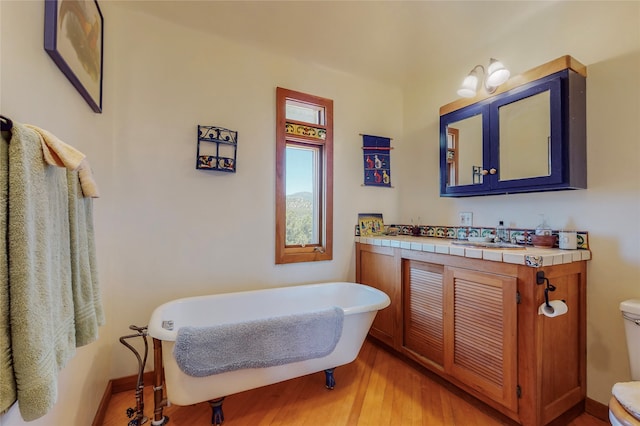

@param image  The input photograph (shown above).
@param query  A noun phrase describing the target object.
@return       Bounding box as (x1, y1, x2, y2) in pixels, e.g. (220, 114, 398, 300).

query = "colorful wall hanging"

(361, 134, 392, 187)
(196, 125, 238, 172)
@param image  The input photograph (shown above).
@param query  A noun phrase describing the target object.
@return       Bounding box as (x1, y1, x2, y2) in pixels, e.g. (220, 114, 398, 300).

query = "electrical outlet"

(459, 212, 473, 226)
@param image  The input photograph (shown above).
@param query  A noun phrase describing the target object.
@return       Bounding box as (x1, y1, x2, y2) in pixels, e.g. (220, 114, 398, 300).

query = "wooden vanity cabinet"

(516, 261, 587, 426)
(403, 258, 519, 414)
(354, 243, 402, 349)
(355, 243, 587, 426)
(443, 266, 519, 413)
(403, 260, 445, 369)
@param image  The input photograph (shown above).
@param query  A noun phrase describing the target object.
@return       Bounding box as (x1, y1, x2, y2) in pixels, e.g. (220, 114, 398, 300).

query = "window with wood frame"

(275, 87, 333, 264)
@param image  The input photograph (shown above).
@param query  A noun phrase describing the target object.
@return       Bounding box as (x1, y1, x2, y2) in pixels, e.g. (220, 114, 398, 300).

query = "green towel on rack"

(67, 169, 104, 347)
(0, 123, 107, 421)
(0, 129, 16, 415)
(5, 123, 76, 420)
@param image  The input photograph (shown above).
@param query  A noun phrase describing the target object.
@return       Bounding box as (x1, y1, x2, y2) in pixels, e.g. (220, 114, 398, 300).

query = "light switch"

(459, 212, 473, 226)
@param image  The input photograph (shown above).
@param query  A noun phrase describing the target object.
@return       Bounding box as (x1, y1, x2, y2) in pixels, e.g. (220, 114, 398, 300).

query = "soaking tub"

(147, 281, 389, 424)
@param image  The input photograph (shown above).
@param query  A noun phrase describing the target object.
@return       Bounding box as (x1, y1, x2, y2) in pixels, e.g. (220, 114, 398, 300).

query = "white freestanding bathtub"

(147, 282, 389, 424)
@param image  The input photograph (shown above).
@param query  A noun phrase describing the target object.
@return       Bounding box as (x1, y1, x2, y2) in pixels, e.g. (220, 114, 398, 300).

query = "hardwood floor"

(101, 339, 607, 426)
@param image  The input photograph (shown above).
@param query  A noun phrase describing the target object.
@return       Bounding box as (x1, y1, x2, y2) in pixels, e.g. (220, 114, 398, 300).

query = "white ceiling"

(117, 1, 639, 87)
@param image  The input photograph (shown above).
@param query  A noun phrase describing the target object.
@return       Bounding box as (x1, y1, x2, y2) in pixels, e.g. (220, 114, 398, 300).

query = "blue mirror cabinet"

(440, 56, 587, 197)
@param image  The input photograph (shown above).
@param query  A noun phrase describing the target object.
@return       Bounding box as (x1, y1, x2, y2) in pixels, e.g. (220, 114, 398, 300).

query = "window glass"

(285, 145, 319, 246)
(286, 101, 324, 125)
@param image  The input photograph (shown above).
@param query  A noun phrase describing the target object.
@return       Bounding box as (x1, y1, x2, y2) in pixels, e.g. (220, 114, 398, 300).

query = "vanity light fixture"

(457, 58, 511, 98)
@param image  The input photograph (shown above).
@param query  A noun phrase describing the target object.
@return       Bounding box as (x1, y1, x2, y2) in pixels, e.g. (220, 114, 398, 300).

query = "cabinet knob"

(489, 168, 497, 175)
(481, 169, 489, 176)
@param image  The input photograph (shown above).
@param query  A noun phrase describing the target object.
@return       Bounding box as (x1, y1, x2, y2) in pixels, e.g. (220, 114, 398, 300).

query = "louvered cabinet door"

(403, 260, 445, 368)
(443, 267, 518, 412)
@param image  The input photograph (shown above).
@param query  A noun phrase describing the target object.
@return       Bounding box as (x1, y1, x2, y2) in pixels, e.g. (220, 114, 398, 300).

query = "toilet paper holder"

(536, 271, 557, 312)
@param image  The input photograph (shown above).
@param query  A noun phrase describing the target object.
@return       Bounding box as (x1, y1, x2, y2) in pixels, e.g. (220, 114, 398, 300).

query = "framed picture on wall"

(44, 0, 104, 113)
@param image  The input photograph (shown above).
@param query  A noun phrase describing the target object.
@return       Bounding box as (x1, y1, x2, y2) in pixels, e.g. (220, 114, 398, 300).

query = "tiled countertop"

(355, 235, 591, 267)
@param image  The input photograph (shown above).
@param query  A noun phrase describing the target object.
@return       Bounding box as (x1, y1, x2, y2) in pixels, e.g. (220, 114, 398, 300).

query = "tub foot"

(324, 368, 336, 390)
(208, 397, 225, 425)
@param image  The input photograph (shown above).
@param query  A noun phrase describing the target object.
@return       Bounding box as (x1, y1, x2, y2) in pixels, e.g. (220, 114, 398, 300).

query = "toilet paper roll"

(538, 300, 569, 317)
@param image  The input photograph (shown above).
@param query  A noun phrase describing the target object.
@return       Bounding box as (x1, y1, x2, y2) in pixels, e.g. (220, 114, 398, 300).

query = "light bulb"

(457, 74, 478, 98)
(486, 59, 510, 86)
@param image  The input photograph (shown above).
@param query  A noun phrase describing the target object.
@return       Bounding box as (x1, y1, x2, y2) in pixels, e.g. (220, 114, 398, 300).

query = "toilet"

(609, 299, 640, 426)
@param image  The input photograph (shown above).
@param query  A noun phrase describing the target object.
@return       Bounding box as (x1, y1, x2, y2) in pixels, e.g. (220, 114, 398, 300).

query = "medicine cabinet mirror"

(446, 112, 483, 187)
(439, 55, 587, 197)
(498, 90, 550, 181)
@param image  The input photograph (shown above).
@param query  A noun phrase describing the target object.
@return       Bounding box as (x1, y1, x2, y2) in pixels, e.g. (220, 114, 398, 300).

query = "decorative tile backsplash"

(354, 223, 589, 250)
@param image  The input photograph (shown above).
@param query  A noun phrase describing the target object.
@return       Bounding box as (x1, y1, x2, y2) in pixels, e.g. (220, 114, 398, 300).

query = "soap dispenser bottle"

(535, 215, 552, 236)
(496, 220, 507, 242)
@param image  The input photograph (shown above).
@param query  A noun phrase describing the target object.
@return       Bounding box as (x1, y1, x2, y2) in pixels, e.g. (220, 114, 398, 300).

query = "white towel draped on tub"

(173, 307, 344, 377)
(0, 123, 103, 421)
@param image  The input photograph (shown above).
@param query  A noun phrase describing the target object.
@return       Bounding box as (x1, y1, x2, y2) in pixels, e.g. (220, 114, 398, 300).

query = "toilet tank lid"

(620, 299, 640, 316)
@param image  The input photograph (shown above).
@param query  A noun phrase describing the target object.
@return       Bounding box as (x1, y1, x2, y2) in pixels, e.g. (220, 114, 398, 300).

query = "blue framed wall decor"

(197, 125, 238, 172)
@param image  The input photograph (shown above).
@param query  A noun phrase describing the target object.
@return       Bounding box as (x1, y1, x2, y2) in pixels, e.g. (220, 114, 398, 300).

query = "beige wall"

(1, 1, 638, 425)
(0, 1, 401, 425)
